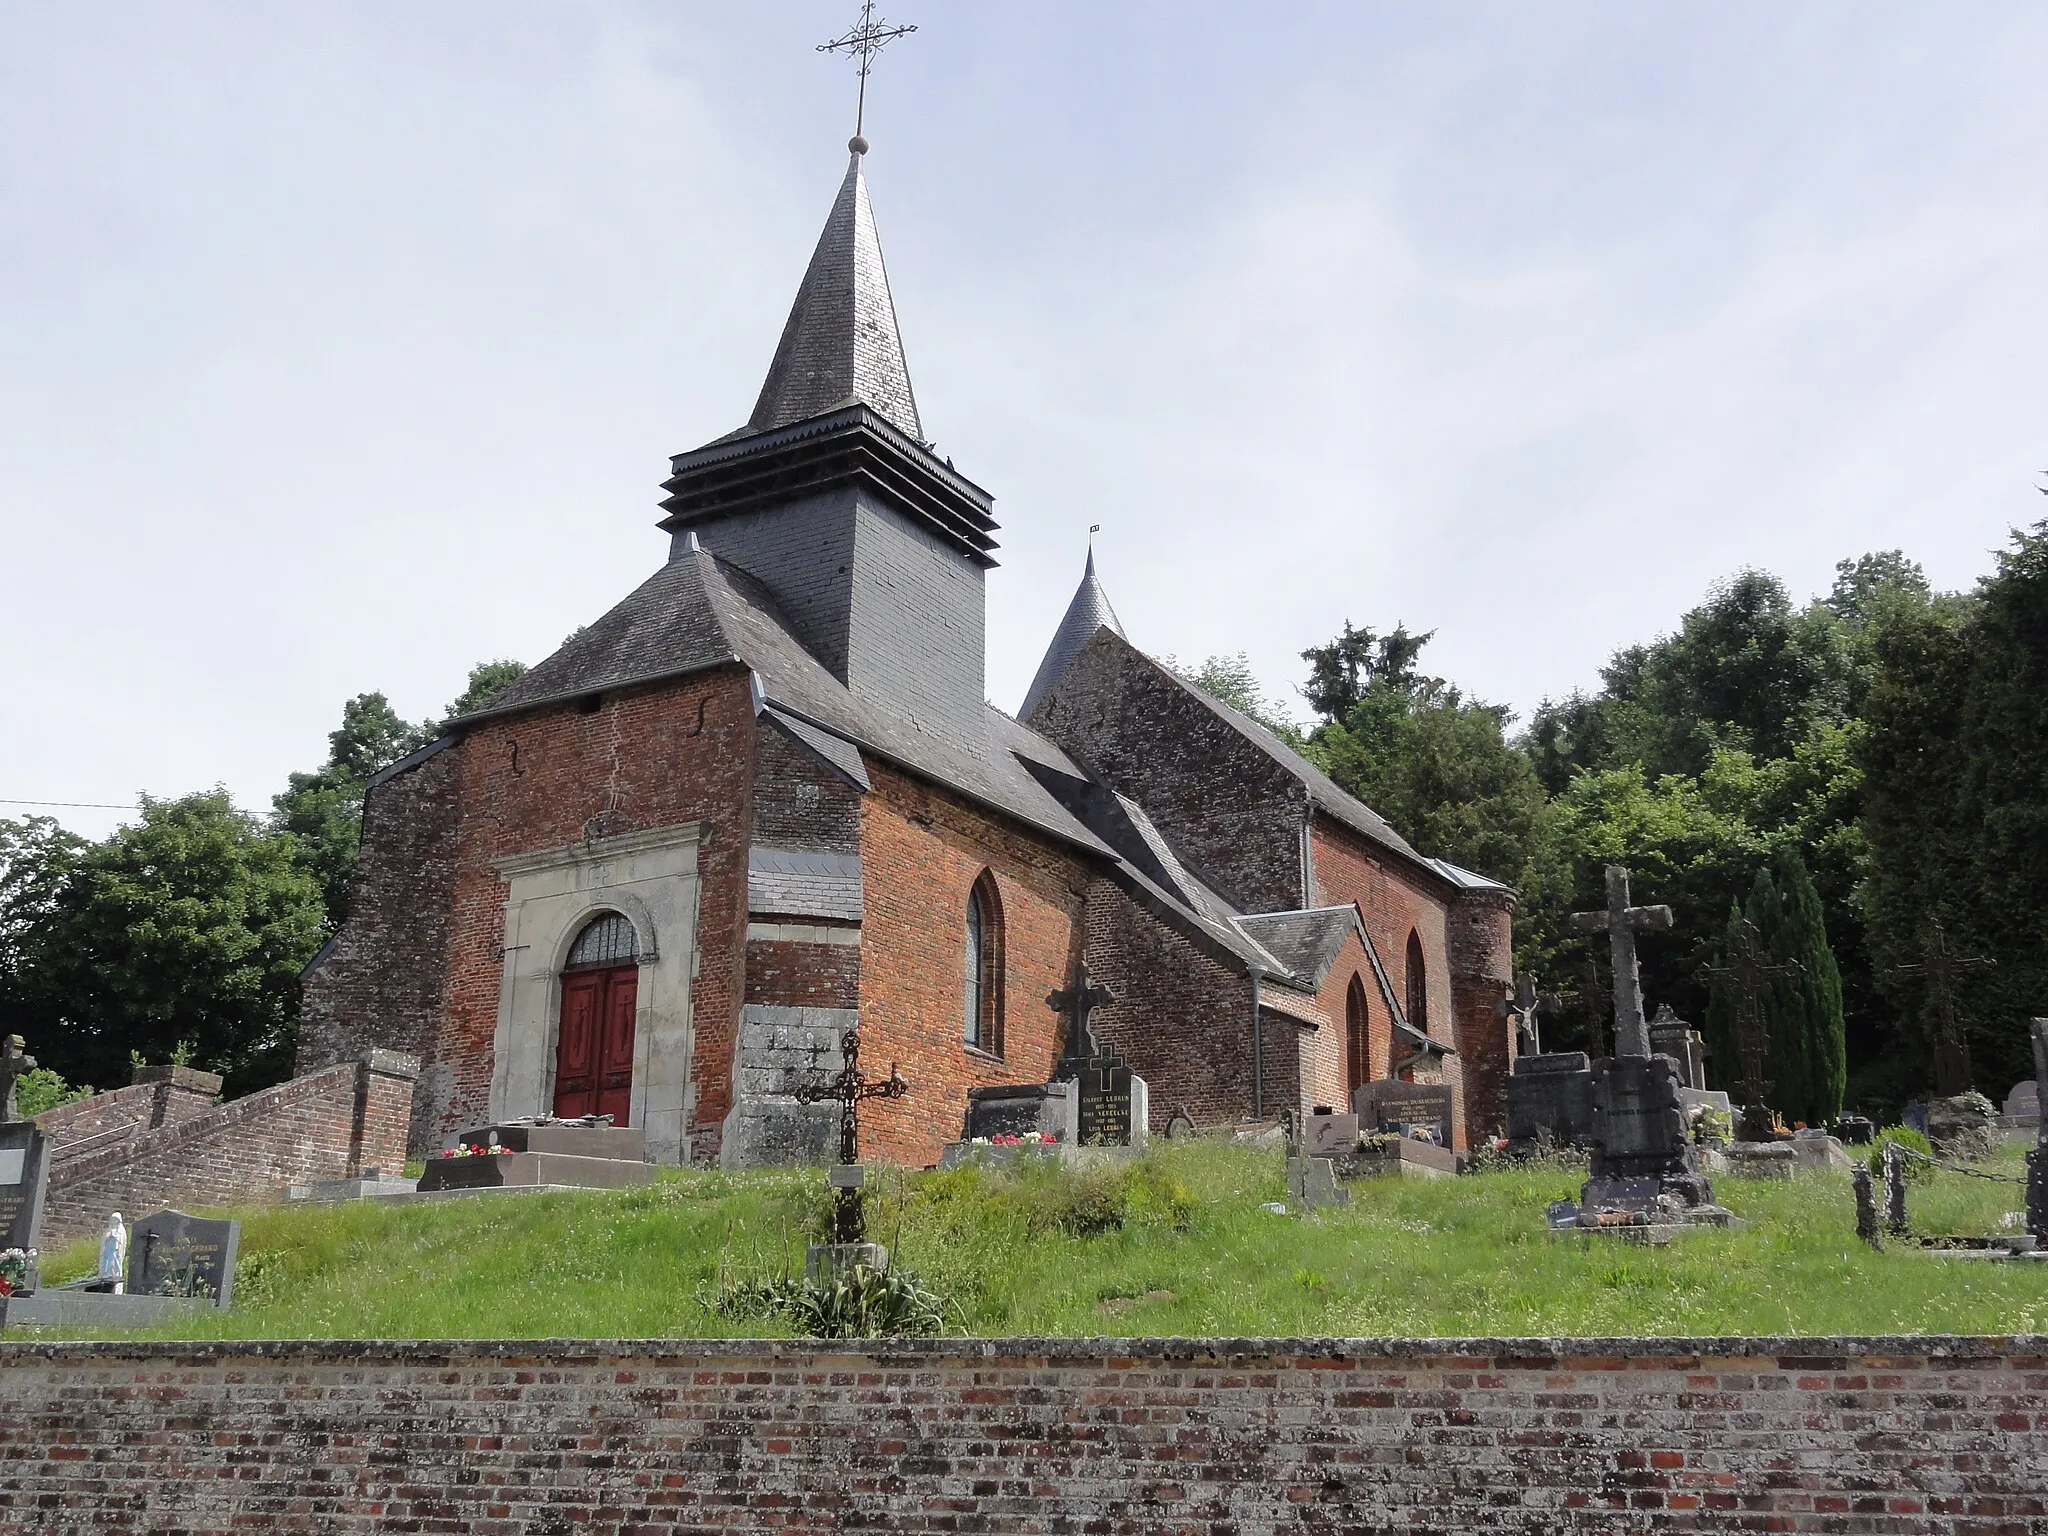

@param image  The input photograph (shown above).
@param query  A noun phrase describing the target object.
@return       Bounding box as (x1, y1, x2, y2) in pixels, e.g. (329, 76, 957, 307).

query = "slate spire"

(747, 141, 922, 441)
(1021, 548, 1125, 721)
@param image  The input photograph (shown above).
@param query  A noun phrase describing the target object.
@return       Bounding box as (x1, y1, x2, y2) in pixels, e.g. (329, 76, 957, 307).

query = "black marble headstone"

(0, 1123, 49, 1256)
(1077, 1052, 1134, 1147)
(129, 1210, 241, 1305)
(1354, 1081, 1454, 1142)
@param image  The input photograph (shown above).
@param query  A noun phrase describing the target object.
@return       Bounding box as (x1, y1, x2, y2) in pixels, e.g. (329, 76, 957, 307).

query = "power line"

(0, 798, 144, 810)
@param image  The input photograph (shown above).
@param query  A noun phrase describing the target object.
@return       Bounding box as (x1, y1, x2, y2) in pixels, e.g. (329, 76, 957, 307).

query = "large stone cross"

(1889, 920, 1994, 1097)
(1048, 962, 1116, 1071)
(0, 1035, 36, 1124)
(1568, 867, 1673, 1059)
(1701, 919, 1802, 1130)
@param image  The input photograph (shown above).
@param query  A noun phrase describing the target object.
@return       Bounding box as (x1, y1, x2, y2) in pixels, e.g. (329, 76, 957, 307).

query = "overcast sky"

(5, 3, 2045, 840)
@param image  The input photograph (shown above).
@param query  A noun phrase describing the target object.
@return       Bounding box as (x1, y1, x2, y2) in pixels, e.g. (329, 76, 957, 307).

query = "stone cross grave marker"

(1568, 866, 1673, 1059)
(793, 1027, 907, 1244)
(0, 1035, 36, 1124)
(1890, 920, 1994, 1097)
(129, 1210, 241, 1305)
(1047, 962, 1115, 1077)
(1701, 919, 1802, 1139)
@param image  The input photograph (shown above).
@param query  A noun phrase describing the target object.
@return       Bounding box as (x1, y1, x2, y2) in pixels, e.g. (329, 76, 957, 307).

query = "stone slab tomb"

(413, 1122, 656, 1194)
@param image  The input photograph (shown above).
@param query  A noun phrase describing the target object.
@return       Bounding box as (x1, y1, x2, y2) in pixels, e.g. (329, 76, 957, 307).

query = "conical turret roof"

(1021, 549, 1124, 720)
(746, 145, 922, 441)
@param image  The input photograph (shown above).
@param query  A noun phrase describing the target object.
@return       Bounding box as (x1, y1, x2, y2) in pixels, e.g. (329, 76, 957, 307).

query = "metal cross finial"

(1701, 919, 1802, 1126)
(1568, 866, 1674, 1058)
(1890, 919, 1994, 1097)
(818, 0, 918, 141)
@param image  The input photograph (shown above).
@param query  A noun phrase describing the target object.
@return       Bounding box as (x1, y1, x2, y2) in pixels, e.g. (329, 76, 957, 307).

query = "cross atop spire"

(818, 1, 918, 143)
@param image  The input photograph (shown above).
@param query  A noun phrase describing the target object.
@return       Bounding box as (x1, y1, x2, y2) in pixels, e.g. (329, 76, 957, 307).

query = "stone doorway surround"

(490, 823, 703, 1164)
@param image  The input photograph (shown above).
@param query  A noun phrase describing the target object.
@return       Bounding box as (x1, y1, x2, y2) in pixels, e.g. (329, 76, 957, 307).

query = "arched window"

(1404, 930, 1428, 1036)
(964, 872, 1003, 1055)
(1345, 973, 1371, 1095)
(566, 911, 637, 970)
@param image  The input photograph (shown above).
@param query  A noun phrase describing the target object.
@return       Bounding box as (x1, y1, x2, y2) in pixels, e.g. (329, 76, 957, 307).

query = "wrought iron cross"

(0, 1035, 36, 1124)
(1498, 975, 1561, 1056)
(794, 1027, 907, 1244)
(1890, 920, 1994, 1097)
(1568, 866, 1674, 1059)
(1701, 920, 1802, 1118)
(818, 0, 918, 140)
(1048, 962, 1116, 1071)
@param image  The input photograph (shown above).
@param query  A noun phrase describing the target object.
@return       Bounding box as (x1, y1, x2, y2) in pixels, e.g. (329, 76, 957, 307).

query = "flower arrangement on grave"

(0, 1247, 35, 1297)
(1687, 1103, 1734, 1145)
(434, 1143, 515, 1158)
(967, 1131, 1059, 1148)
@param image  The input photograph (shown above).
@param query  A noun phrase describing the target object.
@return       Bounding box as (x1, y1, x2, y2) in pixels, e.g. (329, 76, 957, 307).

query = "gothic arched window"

(1404, 930, 1429, 1036)
(566, 911, 638, 971)
(964, 872, 1004, 1055)
(1346, 973, 1371, 1094)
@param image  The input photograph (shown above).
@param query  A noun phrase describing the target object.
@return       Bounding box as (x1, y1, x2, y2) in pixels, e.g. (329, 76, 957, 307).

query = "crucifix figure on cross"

(818, 0, 918, 143)
(1498, 975, 1562, 1056)
(1047, 962, 1116, 1076)
(794, 1028, 908, 1243)
(0, 1035, 37, 1125)
(1701, 919, 1802, 1138)
(1568, 866, 1674, 1059)
(1890, 919, 1995, 1097)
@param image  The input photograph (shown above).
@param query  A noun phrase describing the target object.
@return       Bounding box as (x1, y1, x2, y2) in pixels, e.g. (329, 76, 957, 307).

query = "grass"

(18, 1142, 2047, 1342)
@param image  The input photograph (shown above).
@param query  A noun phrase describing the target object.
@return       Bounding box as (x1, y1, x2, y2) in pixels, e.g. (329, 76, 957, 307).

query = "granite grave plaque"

(1506, 1052, 1595, 1149)
(0, 1123, 48, 1257)
(1354, 1081, 1453, 1142)
(129, 1210, 241, 1306)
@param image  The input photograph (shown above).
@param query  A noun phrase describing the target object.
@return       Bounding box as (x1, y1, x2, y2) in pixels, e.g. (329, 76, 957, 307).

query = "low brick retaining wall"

(0, 1335, 2042, 1534)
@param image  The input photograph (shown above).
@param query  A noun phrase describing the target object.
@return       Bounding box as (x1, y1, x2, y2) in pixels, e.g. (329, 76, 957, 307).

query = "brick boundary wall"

(0, 1335, 2040, 1534)
(37, 1051, 419, 1248)
(34, 1065, 223, 1160)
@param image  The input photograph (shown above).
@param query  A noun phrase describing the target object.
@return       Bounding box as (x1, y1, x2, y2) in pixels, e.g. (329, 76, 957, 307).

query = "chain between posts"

(1889, 1143, 2029, 1186)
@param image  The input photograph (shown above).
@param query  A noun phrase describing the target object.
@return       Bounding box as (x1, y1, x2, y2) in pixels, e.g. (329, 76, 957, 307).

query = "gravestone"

(2005, 1080, 2039, 1126)
(1584, 1055, 1715, 1210)
(1506, 1052, 1594, 1150)
(0, 1123, 49, 1276)
(2026, 1021, 2047, 1244)
(1647, 1005, 1706, 1091)
(1286, 1155, 1350, 1209)
(129, 1210, 241, 1305)
(1354, 1080, 1453, 1144)
(1076, 1049, 1148, 1149)
(960, 1081, 1077, 1144)
(1305, 1108, 1360, 1158)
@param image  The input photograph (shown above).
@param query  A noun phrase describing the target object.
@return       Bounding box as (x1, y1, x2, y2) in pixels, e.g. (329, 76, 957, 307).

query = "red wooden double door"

(554, 964, 637, 1123)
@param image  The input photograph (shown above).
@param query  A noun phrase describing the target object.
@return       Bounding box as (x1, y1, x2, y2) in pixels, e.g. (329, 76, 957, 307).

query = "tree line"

(1185, 516, 2048, 1123)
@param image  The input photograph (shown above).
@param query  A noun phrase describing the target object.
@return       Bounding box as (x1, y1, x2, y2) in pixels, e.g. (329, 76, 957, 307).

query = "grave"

(1077, 1049, 1148, 1150)
(959, 1082, 1078, 1144)
(1506, 1052, 1594, 1151)
(1304, 1107, 1359, 1158)
(2027, 1021, 2047, 1247)
(130, 1210, 241, 1303)
(1559, 867, 1732, 1229)
(1285, 1155, 1350, 1210)
(0, 1037, 49, 1296)
(412, 1120, 656, 1195)
(1353, 1080, 1452, 1145)
(1647, 1005, 1707, 1091)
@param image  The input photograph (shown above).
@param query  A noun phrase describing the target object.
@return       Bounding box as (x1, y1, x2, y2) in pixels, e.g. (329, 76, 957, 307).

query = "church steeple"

(747, 141, 922, 442)
(1021, 549, 1125, 721)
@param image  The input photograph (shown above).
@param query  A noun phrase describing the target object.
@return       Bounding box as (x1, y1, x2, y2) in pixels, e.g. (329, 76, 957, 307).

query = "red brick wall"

(1309, 818, 1468, 1147)
(744, 938, 860, 1010)
(1449, 888, 1516, 1142)
(36, 1068, 222, 1161)
(2, 1337, 2038, 1533)
(438, 670, 756, 1162)
(856, 764, 1088, 1165)
(38, 1054, 417, 1247)
(1301, 928, 1377, 1111)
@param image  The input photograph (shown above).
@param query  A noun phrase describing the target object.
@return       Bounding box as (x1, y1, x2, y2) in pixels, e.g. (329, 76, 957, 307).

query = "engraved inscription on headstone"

(129, 1210, 242, 1306)
(0, 1122, 49, 1255)
(1354, 1081, 1453, 1142)
(1077, 1051, 1133, 1146)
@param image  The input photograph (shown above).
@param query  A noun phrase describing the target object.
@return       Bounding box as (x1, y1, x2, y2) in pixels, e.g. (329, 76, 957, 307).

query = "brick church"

(299, 140, 1518, 1167)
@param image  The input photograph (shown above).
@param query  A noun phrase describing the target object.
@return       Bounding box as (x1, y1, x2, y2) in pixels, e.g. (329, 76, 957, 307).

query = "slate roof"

(1020, 549, 1124, 721)
(740, 148, 922, 443)
(1235, 907, 1364, 990)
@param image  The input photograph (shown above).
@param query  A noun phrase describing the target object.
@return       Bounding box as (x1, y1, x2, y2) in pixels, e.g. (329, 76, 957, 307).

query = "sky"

(4, 2, 2045, 841)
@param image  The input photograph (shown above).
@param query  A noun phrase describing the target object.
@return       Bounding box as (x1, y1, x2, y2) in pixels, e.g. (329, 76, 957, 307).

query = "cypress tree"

(1704, 899, 1745, 1099)
(1765, 846, 1847, 1125)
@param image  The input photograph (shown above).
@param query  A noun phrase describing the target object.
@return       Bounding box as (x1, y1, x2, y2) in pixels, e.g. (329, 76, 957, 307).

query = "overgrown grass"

(21, 1143, 2046, 1341)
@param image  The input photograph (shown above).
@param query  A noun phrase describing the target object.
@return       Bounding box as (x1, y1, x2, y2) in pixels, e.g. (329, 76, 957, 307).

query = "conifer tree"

(1766, 845, 1847, 1124)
